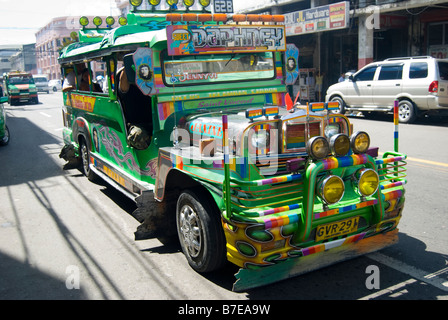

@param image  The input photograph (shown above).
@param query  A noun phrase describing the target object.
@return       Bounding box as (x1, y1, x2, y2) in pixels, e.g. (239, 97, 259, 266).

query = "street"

(0, 92, 447, 301)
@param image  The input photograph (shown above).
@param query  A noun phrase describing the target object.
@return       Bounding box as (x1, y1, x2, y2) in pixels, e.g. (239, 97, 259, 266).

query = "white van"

(325, 56, 448, 123)
(33, 75, 50, 94)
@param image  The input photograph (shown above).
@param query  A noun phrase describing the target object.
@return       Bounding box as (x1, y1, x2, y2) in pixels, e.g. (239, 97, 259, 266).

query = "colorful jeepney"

(3, 71, 38, 105)
(58, 0, 407, 291)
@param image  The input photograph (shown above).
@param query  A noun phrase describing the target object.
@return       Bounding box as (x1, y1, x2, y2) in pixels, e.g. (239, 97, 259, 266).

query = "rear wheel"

(80, 138, 98, 182)
(176, 190, 226, 273)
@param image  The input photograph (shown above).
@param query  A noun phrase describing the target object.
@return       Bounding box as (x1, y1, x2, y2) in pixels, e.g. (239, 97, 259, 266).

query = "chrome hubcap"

(399, 104, 410, 120)
(179, 205, 202, 258)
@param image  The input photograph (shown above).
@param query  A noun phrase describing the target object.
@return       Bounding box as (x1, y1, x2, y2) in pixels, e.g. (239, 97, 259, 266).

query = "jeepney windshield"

(9, 76, 34, 85)
(162, 51, 275, 86)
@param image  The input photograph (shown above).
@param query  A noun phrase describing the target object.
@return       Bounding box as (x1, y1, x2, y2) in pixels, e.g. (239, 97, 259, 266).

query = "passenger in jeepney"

(79, 68, 102, 93)
(117, 66, 152, 150)
(62, 63, 86, 92)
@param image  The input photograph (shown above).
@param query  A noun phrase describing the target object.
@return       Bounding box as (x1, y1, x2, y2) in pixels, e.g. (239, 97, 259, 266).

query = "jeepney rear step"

(232, 229, 399, 292)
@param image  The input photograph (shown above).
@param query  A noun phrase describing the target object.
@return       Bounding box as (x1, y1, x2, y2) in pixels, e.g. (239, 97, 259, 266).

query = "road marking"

(406, 156, 448, 168)
(40, 112, 52, 118)
(364, 252, 448, 296)
(359, 278, 417, 300)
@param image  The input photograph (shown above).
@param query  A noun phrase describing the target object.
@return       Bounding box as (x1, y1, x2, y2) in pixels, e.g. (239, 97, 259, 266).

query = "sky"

(0, 0, 122, 45)
(0, 0, 267, 46)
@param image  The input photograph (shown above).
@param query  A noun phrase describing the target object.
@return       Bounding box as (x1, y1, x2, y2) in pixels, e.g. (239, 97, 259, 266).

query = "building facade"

(237, 0, 448, 101)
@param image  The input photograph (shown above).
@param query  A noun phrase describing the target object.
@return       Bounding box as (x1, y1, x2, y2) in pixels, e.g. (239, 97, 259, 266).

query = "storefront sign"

(284, 1, 349, 36)
(167, 24, 286, 55)
(429, 45, 448, 59)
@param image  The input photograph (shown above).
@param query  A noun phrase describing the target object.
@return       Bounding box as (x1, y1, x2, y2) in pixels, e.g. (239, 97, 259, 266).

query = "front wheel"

(0, 125, 10, 146)
(330, 96, 346, 114)
(176, 190, 226, 273)
(398, 100, 417, 124)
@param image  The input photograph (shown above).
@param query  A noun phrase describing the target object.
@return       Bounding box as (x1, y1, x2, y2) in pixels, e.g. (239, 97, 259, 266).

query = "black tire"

(398, 100, 417, 124)
(0, 125, 10, 146)
(176, 190, 226, 273)
(80, 138, 98, 182)
(330, 96, 346, 114)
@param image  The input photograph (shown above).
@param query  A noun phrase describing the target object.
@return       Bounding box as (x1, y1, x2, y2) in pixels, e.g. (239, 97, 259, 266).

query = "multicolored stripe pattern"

(375, 155, 406, 164)
(382, 189, 403, 201)
(263, 213, 300, 229)
(256, 173, 302, 186)
(265, 93, 285, 107)
(321, 154, 369, 170)
(380, 180, 406, 190)
(154, 67, 163, 87)
(258, 203, 301, 217)
(314, 199, 378, 219)
(301, 233, 366, 256)
(158, 101, 183, 121)
(170, 154, 183, 170)
(394, 100, 399, 152)
(222, 115, 229, 164)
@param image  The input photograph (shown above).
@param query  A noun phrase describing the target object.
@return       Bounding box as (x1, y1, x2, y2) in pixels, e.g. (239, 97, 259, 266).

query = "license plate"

(315, 216, 360, 242)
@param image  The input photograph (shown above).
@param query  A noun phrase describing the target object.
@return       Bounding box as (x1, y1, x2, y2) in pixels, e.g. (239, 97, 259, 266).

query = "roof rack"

(384, 56, 433, 61)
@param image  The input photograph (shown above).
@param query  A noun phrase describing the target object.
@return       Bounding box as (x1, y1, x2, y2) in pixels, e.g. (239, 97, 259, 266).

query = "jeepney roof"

(58, 21, 167, 64)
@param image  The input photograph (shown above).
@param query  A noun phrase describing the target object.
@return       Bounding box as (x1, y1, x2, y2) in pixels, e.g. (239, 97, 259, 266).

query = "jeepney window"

(9, 76, 34, 85)
(162, 51, 275, 86)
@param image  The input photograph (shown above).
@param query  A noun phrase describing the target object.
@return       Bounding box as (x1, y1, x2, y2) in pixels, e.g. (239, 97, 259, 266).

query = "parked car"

(33, 75, 50, 94)
(0, 96, 10, 146)
(326, 56, 448, 123)
(49, 79, 62, 92)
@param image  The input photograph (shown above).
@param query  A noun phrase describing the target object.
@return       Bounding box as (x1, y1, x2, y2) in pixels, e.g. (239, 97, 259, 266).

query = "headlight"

(350, 131, 370, 154)
(356, 168, 379, 197)
(306, 136, 329, 160)
(330, 134, 350, 157)
(317, 175, 345, 205)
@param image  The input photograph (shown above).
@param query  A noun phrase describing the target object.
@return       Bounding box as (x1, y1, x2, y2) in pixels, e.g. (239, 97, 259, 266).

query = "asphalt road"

(0, 92, 447, 302)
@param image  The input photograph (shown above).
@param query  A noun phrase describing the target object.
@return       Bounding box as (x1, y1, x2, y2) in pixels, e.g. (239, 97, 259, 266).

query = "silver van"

(33, 75, 50, 94)
(325, 56, 448, 123)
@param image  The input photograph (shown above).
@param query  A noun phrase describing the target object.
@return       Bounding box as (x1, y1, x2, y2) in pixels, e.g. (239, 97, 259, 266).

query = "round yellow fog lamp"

(183, 0, 195, 7)
(306, 136, 330, 160)
(79, 16, 89, 27)
(129, 0, 143, 7)
(93, 16, 103, 27)
(106, 16, 115, 27)
(330, 133, 350, 157)
(356, 168, 379, 197)
(149, 0, 161, 5)
(350, 131, 370, 154)
(318, 175, 345, 205)
(118, 17, 127, 26)
(199, 0, 211, 7)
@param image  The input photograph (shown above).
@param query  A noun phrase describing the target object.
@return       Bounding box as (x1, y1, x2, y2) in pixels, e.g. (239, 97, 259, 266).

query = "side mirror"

(349, 75, 355, 82)
(123, 53, 136, 85)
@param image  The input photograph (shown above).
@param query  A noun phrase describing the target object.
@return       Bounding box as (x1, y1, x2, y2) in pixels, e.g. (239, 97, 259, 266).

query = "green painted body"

(58, 8, 407, 290)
